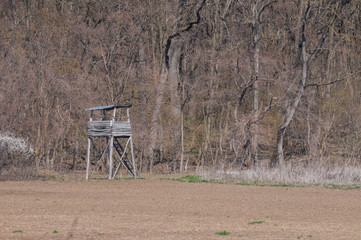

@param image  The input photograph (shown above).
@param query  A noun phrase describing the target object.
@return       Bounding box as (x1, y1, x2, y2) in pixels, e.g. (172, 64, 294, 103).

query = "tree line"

(0, 0, 360, 173)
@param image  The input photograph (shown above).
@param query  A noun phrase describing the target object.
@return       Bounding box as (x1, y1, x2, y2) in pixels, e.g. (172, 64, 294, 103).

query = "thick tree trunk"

(138, 40, 148, 172)
(251, 0, 260, 168)
(148, 66, 168, 173)
(167, 40, 183, 171)
(249, 0, 276, 168)
(148, 36, 182, 173)
(277, 19, 308, 167)
(148, 1, 205, 173)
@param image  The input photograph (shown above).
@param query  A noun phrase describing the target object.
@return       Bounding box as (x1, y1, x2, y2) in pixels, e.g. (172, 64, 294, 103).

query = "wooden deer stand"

(85, 105, 137, 179)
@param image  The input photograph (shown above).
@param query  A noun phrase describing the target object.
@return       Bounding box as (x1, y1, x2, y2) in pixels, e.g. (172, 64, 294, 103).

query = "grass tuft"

(248, 221, 265, 225)
(52, 230, 58, 234)
(216, 230, 230, 235)
(12, 230, 23, 233)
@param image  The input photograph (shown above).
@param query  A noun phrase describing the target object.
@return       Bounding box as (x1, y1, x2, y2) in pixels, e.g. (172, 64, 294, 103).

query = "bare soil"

(0, 175, 360, 240)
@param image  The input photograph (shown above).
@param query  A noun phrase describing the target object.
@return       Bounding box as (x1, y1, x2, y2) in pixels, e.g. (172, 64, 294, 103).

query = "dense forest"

(0, 0, 360, 174)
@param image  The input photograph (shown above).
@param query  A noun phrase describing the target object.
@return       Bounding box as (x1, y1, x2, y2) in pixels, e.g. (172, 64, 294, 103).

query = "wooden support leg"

(130, 136, 137, 178)
(108, 136, 114, 179)
(86, 137, 91, 180)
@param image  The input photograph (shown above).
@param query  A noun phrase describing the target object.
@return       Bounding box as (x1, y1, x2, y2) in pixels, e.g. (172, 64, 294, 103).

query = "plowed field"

(1, 177, 360, 239)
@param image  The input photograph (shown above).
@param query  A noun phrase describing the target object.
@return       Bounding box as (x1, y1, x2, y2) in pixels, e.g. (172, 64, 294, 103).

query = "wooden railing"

(87, 121, 131, 137)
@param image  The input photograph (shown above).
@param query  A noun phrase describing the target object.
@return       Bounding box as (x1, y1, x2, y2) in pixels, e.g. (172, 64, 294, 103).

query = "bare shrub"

(0, 132, 37, 181)
(198, 163, 361, 187)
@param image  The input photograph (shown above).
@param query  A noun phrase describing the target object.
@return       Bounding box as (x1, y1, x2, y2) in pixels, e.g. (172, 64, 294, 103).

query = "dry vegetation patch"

(198, 163, 361, 189)
(0, 132, 37, 181)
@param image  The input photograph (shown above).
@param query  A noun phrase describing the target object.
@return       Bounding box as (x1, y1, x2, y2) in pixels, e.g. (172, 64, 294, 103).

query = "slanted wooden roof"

(85, 104, 132, 111)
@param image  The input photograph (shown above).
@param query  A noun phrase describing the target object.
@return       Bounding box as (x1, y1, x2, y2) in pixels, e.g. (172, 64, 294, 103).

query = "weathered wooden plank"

(87, 121, 112, 137)
(87, 121, 132, 137)
(112, 122, 132, 137)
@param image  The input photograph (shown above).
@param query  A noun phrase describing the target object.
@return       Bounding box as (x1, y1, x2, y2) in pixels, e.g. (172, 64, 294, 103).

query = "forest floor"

(0, 173, 360, 240)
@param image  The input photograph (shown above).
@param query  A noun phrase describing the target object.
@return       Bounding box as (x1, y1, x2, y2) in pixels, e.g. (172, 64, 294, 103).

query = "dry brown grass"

(198, 162, 361, 187)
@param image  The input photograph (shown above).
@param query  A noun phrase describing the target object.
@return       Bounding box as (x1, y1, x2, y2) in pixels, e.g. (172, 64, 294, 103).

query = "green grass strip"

(248, 221, 265, 225)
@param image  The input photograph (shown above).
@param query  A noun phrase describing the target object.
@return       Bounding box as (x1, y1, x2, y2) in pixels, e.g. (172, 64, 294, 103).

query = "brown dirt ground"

(0, 174, 360, 240)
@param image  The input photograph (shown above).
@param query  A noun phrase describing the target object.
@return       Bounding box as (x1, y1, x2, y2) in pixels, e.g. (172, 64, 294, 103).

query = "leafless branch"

(305, 78, 345, 88)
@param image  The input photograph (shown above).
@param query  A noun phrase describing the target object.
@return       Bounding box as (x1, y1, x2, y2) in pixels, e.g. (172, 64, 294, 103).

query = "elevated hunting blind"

(85, 105, 137, 179)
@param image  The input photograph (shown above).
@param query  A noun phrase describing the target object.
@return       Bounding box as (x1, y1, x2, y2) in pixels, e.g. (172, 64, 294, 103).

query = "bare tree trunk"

(180, 106, 185, 172)
(179, 58, 186, 172)
(168, 41, 182, 116)
(138, 40, 149, 172)
(73, 128, 79, 169)
(167, 40, 182, 170)
(148, 66, 168, 173)
(251, 1, 260, 168)
(277, 4, 309, 166)
(148, 34, 181, 174)
(250, 0, 276, 168)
